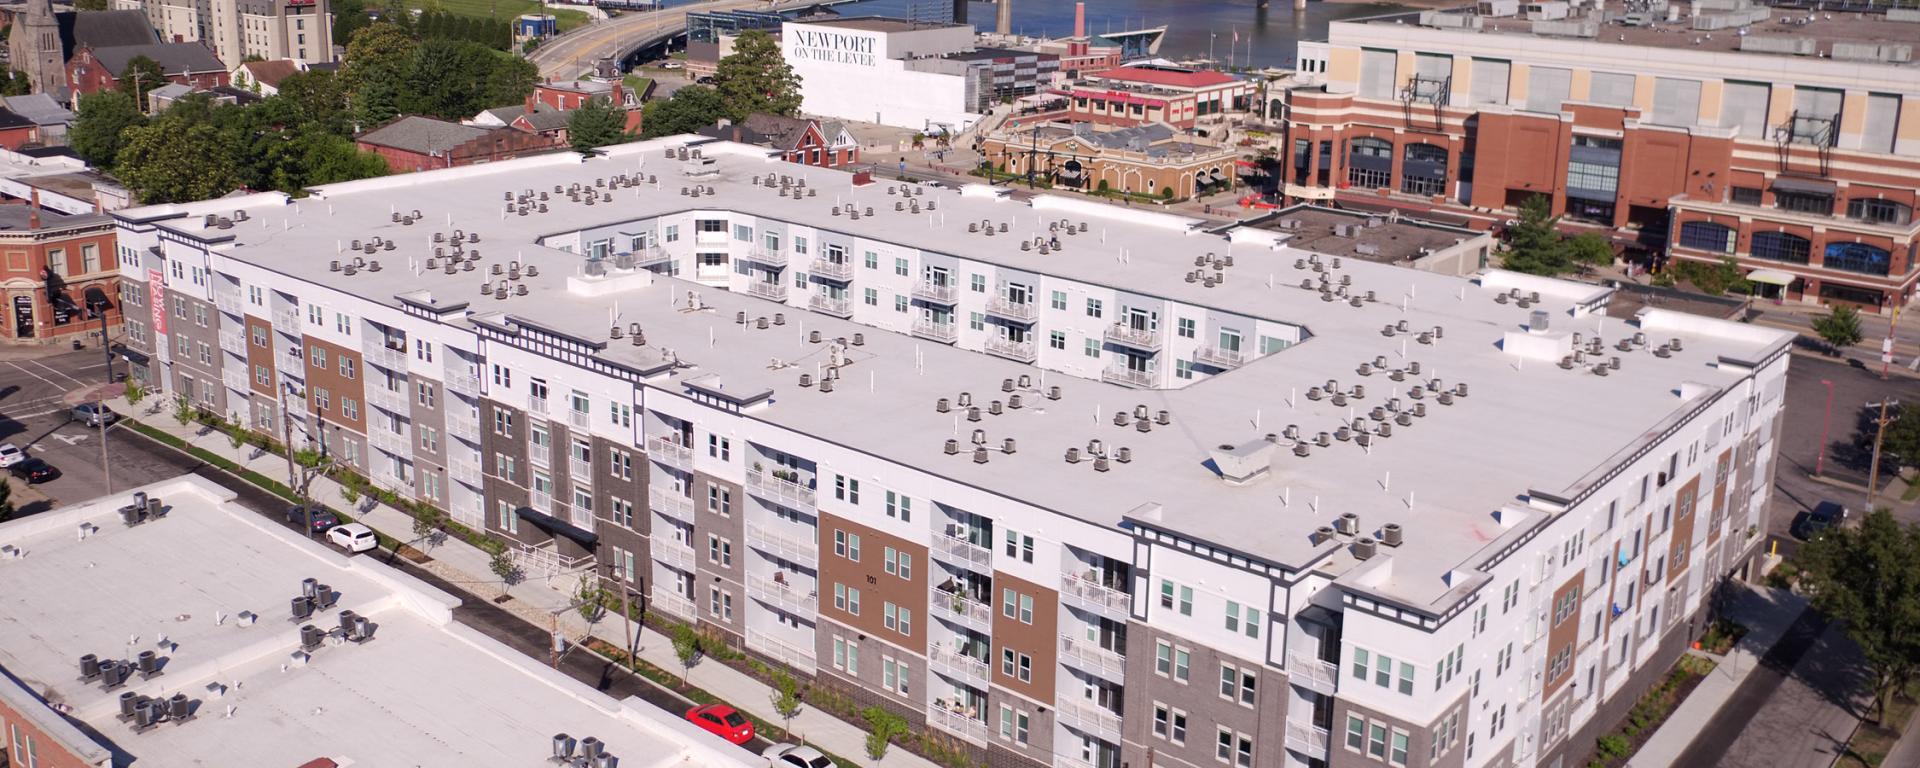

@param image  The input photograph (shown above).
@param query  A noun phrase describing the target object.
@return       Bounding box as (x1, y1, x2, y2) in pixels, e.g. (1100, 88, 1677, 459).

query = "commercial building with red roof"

(1065, 65, 1254, 129)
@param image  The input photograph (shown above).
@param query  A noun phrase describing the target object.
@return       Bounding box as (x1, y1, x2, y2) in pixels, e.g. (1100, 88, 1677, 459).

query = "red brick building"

(0, 200, 120, 346)
(1066, 66, 1253, 129)
(697, 113, 859, 168)
(66, 42, 229, 98)
(355, 116, 563, 174)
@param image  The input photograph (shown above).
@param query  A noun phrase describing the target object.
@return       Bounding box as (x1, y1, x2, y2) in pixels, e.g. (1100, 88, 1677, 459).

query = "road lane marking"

(4, 361, 62, 389)
(27, 359, 88, 387)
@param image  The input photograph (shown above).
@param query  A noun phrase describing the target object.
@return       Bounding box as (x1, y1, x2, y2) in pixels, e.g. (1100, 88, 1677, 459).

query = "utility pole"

(1814, 379, 1835, 476)
(1866, 398, 1896, 511)
(280, 382, 313, 538)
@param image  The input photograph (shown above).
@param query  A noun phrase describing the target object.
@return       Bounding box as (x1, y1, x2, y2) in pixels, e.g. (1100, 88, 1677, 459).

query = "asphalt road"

(0, 349, 162, 515)
(1764, 352, 1920, 538)
(1669, 608, 1834, 768)
(528, 0, 791, 80)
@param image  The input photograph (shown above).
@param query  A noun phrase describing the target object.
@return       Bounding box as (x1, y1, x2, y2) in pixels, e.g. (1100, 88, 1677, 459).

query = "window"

(1224, 601, 1260, 638)
(1176, 359, 1193, 379)
(1347, 137, 1393, 189)
(1086, 298, 1103, 318)
(1825, 242, 1892, 276)
(1003, 530, 1034, 562)
(1177, 318, 1195, 338)
(969, 273, 986, 293)
(893, 257, 909, 276)
(1368, 723, 1388, 759)
(1347, 715, 1366, 751)
(1083, 338, 1100, 358)
(1352, 647, 1370, 681)
(706, 433, 730, 460)
(1000, 588, 1034, 623)
(1775, 189, 1834, 215)
(1049, 331, 1066, 350)
(1050, 290, 1067, 310)
(1390, 730, 1410, 766)
(1731, 186, 1764, 206)
(863, 287, 879, 306)
(1174, 647, 1190, 681)
(1179, 585, 1193, 616)
(1751, 231, 1811, 265)
(834, 474, 860, 504)
(894, 295, 907, 313)
(884, 490, 911, 521)
(882, 658, 910, 695)
(1677, 221, 1735, 253)
(968, 312, 984, 331)
(1848, 197, 1912, 226)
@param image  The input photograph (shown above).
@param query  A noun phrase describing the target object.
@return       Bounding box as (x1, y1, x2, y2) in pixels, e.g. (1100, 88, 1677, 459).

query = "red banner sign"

(147, 268, 166, 336)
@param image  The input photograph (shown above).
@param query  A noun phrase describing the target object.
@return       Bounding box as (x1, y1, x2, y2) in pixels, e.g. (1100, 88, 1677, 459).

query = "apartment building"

(1286, 0, 1920, 311)
(113, 136, 1791, 768)
(113, 0, 333, 67)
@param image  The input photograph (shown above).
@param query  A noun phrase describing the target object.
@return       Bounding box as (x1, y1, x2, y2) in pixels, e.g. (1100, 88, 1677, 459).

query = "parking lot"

(0, 349, 187, 516)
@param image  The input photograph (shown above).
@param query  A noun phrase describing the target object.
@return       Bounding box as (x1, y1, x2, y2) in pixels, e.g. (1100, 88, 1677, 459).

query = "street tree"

(639, 85, 729, 139)
(0, 473, 14, 522)
(70, 90, 147, 167)
(670, 622, 700, 682)
(115, 115, 242, 203)
(713, 29, 802, 119)
(1797, 507, 1920, 724)
(567, 96, 627, 154)
(1813, 303, 1864, 352)
(1499, 195, 1573, 275)
(1878, 404, 1920, 470)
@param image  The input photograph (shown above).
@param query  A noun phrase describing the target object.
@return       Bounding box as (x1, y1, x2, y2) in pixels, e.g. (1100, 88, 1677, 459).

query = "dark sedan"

(286, 505, 340, 534)
(9, 457, 58, 483)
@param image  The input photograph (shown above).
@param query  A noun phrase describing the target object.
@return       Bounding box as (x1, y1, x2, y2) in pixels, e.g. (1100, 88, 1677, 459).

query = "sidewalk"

(1631, 583, 1808, 767)
(101, 395, 937, 768)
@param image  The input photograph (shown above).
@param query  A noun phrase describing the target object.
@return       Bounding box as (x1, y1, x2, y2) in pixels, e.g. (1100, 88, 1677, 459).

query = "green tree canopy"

(567, 96, 627, 154)
(117, 55, 168, 108)
(73, 0, 108, 10)
(343, 23, 417, 92)
(332, 0, 372, 47)
(639, 85, 729, 139)
(0, 65, 30, 97)
(1814, 303, 1864, 351)
(712, 29, 802, 119)
(1798, 508, 1920, 724)
(1499, 195, 1574, 275)
(1880, 404, 1920, 470)
(70, 90, 148, 167)
(116, 108, 243, 203)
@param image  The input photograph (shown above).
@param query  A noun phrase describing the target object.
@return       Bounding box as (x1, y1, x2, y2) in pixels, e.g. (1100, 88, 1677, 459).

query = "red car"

(685, 703, 755, 745)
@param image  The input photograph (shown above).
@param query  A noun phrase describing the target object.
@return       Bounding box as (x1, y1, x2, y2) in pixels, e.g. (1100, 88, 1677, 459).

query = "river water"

(823, 0, 1414, 69)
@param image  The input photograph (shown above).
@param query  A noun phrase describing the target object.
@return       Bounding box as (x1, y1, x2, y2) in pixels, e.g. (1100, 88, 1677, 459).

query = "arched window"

(1823, 242, 1892, 275)
(1750, 232, 1811, 265)
(1676, 222, 1735, 254)
(1400, 143, 1448, 196)
(1347, 137, 1392, 189)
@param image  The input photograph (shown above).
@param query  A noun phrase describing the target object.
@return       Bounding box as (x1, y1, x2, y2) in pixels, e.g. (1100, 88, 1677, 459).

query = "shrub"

(862, 706, 908, 760)
(1597, 735, 1630, 760)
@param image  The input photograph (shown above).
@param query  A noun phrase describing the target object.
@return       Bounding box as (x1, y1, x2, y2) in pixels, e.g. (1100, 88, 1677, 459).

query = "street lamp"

(1814, 378, 1835, 477)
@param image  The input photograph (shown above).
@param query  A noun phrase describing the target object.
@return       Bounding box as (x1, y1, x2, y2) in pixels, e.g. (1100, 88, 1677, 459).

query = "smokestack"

(997, 0, 1011, 36)
(1075, 2, 1085, 38)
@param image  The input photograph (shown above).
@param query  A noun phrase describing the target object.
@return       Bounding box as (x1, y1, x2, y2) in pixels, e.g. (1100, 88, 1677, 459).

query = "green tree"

(1798, 508, 1920, 724)
(343, 23, 417, 92)
(479, 53, 538, 110)
(1878, 404, 1920, 470)
(117, 55, 168, 108)
(115, 114, 242, 203)
(639, 85, 729, 139)
(333, 0, 371, 46)
(70, 90, 147, 167)
(1499, 194, 1573, 275)
(267, 70, 354, 135)
(0, 66, 30, 96)
(0, 471, 15, 523)
(712, 29, 802, 119)
(74, 0, 109, 9)
(769, 669, 802, 736)
(1813, 303, 1864, 352)
(353, 76, 401, 130)
(410, 504, 445, 547)
(488, 547, 519, 592)
(669, 622, 700, 681)
(1565, 232, 1615, 271)
(567, 95, 627, 154)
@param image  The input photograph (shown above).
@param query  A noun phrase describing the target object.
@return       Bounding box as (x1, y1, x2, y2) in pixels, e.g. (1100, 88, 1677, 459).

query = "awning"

(83, 285, 111, 308)
(1746, 269, 1797, 286)
(1770, 176, 1836, 196)
(111, 343, 149, 365)
(515, 506, 599, 549)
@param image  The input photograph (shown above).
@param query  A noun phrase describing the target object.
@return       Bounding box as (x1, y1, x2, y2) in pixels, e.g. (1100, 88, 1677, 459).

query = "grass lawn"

(406, 0, 591, 31)
(1839, 689, 1920, 768)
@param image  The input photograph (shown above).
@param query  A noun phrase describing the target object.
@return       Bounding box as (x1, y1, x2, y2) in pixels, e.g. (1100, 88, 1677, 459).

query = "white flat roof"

(0, 477, 757, 768)
(119, 137, 1794, 610)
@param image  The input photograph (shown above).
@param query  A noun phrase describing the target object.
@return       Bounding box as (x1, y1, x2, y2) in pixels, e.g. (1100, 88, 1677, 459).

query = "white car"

(326, 522, 379, 553)
(762, 744, 833, 768)
(0, 443, 23, 468)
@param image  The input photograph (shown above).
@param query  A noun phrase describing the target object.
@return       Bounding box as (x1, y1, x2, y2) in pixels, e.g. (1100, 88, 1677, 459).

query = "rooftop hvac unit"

(1353, 537, 1379, 560)
(1532, 19, 1597, 37)
(1381, 523, 1405, 546)
(1740, 35, 1817, 55)
(1832, 42, 1914, 63)
(1334, 512, 1360, 535)
(1478, 0, 1519, 16)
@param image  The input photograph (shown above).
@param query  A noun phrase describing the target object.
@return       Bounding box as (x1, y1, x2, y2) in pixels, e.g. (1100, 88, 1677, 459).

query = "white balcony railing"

(213, 290, 244, 316)
(1194, 345, 1246, 369)
(743, 249, 790, 267)
(745, 470, 816, 511)
(932, 585, 992, 631)
(1103, 324, 1162, 350)
(1288, 651, 1340, 694)
(1055, 699, 1123, 741)
(648, 436, 693, 471)
(747, 522, 818, 568)
(449, 461, 482, 488)
(369, 426, 410, 457)
(569, 454, 593, 484)
(927, 706, 989, 744)
(911, 320, 958, 343)
(928, 644, 991, 685)
(528, 442, 551, 467)
(653, 537, 696, 572)
(365, 383, 408, 415)
(649, 487, 695, 521)
(911, 281, 959, 304)
(984, 297, 1038, 322)
(630, 247, 672, 268)
(568, 408, 590, 430)
(280, 349, 305, 374)
(364, 344, 407, 373)
(1058, 633, 1127, 682)
(445, 414, 479, 443)
(1285, 720, 1331, 755)
(932, 530, 990, 571)
(650, 590, 696, 620)
(530, 491, 554, 514)
(221, 367, 251, 393)
(984, 337, 1037, 363)
(747, 630, 817, 674)
(526, 394, 548, 417)
(747, 574, 818, 616)
(272, 307, 301, 332)
(1100, 366, 1157, 388)
(808, 294, 852, 317)
(444, 372, 481, 397)
(809, 258, 854, 280)
(1061, 575, 1130, 618)
(746, 281, 789, 301)
(217, 328, 247, 356)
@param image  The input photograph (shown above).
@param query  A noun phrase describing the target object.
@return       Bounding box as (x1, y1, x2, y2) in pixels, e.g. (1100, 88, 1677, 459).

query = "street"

(0, 350, 171, 516)
(527, 0, 815, 80)
(1764, 352, 1920, 540)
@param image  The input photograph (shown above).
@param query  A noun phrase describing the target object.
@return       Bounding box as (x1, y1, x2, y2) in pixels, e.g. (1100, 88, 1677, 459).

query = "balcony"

(747, 522, 819, 568)
(650, 590, 696, 620)
(1285, 720, 1331, 755)
(741, 249, 789, 267)
(271, 307, 301, 332)
(1103, 324, 1162, 351)
(932, 585, 993, 632)
(809, 258, 854, 281)
(911, 281, 960, 304)
(984, 297, 1038, 323)
(747, 574, 818, 617)
(927, 706, 989, 745)
(1055, 699, 1123, 742)
(1287, 651, 1339, 695)
(530, 491, 554, 514)
(747, 630, 817, 675)
(218, 327, 247, 356)
(369, 426, 410, 457)
(631, 247, 672, 268)
(746, 281, 789, 301)
(648, 436, 693, 472)
(213, 290, 244, 316)
(446, 414, 479, 443)
(928, 644, 991, 686)
(528, 442, 551, 467)
(444, 372, 481, 398)
(984, 337, 1037, 363)
(1061, 575, 1130, 620)
(653, 537, 696, 572)
(1100, 366, 1157, 389)
(808, 294, 853, 318)
(649, 487, 695, 521)
(567, 408, 590, 431)
(1194, 346, 1246, 369)
(221, 367, 251, 394)
(746, 469, 817, 511)
(365, 383, 408, 415)
(279, 350, 305, 375)
(911, 320, 959, 344)
(569, 455, 593, 484)
(449, 460, 482, 488)
(931, 530, 990, 572)
(1058, 634, 1127, 682)
(526, 394, 548, 417)
(364, 343, 408, 373)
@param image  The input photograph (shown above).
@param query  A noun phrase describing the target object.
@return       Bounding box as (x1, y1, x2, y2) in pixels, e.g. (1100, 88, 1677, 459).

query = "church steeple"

(8, 0, 69, 99)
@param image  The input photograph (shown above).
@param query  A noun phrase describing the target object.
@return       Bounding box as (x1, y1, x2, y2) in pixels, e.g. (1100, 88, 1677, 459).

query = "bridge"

(527, 0, 838, 81)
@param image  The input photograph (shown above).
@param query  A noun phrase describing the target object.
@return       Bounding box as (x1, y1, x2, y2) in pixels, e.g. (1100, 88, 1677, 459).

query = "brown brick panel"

(816, 511, 928, 655)
(301, 335, 365, 434)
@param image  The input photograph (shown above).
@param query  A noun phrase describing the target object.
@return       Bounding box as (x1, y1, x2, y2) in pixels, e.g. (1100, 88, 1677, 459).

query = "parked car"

(9, 457, 58, 483)
(286, 505, 340, 534)
(326, 522, 378, 553)
(71, 403, 117, 427)
(1791, 501, 1850, 540)
(659, 60, 684, 69)
(685, 704, 754, 745)
(0, 443, 24, 468)
(763, 743, 833, 768)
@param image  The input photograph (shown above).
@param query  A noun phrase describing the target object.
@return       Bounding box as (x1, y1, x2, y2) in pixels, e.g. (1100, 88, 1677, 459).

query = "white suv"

(0, 443, 23, 468)
(326, 523, 379, 553)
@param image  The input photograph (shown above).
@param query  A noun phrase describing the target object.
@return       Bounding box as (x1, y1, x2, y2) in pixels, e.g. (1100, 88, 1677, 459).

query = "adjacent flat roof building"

(0, 476, 759, 768)
(782, 17, 1053, 133)
(1287, 0, 1920, 311)
(111, 137, 1793, 768)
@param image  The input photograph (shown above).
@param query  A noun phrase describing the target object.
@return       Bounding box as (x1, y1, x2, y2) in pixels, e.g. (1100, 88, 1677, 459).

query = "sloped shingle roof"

(357, 116, 494, 155)
(91, 42, 227, 77)
(57, 10, 160, 59)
